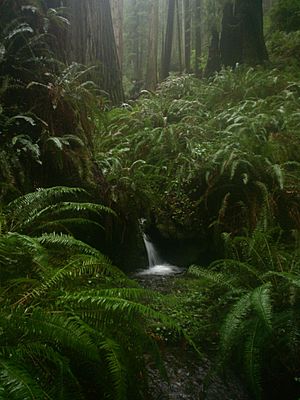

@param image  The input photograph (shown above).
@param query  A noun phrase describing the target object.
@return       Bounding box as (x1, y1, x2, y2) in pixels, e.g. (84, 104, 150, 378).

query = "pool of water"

(136, 264, 184, 276)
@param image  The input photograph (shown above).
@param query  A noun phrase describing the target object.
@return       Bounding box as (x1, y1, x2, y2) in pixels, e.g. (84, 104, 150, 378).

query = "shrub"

(189, 229, 300, 399)
(270, 0, 300, 33)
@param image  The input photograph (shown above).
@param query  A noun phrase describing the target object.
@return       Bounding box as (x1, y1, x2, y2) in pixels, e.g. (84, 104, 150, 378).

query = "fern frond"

(69, 288, 157, 302)
(61, 292, 182, 333)
(0, 358, 49, 400)
(6, 187, 87, 229)
(244, 319, 263, 400)
(264, 271, 300, 288)
(220, 292, 252, 359)
(26, 309, 99, 362)
(21, 258, 126, 302)
(251, 284, 273, 331)
(100, 338, 127, 400)
(35, 233, 99, 256)
(270, 164, 284, 190)
(210, 259, 263, 284)
(14, 202, 114, 233)
(188, 265, 237, 290)
(0, 342, 84, 399)
(30, 218, 104, 234)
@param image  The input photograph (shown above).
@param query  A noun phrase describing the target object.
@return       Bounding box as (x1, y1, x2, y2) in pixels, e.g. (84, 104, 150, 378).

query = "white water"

(143, 234, 164, 267)
(137, 234, 182, 276)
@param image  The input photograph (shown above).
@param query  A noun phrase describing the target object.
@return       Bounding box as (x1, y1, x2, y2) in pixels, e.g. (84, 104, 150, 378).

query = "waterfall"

(138, 233, 182, 275)
(143, 234, 164, 267)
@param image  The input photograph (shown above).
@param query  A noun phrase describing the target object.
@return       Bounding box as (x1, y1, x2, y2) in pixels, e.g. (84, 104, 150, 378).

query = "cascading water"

(143, 233, 164, 267)
(138, 233, 182, 276)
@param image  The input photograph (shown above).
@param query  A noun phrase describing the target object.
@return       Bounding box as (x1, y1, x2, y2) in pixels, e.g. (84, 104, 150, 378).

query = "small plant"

(189, 229, 300, 399)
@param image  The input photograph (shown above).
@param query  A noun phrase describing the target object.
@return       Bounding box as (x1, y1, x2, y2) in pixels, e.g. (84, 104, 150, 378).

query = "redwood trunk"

(194, 0, 202, 76)
(184, 0, 191, 72)
(161, 0, 175, 79)
(66, 0, 124, 104)
(145, 0, 159, 90)
(111, 0, 124, 70)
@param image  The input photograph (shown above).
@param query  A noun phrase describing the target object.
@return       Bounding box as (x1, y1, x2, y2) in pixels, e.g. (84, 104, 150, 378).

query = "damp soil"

(135, 273, 251, 400)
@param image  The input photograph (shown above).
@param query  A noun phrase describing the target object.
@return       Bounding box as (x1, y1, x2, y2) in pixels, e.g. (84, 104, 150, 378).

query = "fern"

(26, 309, 100, 361)
(243, 319, 263, 399)
(250, 284, 273, 331)
(35, 233, 100, 256)
(61, 292, 177, 327)
(220, 292, 252, 359)
(188, 265, 237, 290)
(6, 187, 85, 218)
(13, 202, 114, 233)
(100, 338, 127, 400)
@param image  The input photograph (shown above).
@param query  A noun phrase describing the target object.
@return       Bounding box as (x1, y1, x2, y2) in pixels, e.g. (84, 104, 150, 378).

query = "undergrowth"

(0, 186, 182, 399)
(95, 43, 300, 243)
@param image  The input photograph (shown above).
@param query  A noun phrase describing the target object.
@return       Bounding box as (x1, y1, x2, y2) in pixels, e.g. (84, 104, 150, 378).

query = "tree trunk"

(176, 0, 183, 73)
(194, 0, 202, 76)
(145, 0, 159, 90)
(184, 0, 191, 72)
(65, 0, 124, 104)
(235, 0, 268, 65)
(132, 0, 143, 82)
(263, 0, 274, 12)
(161, 0, 175, 79)
(220, 2, 242, 68)
(220, 0, 268, 67)
(111, 0, 124, 71)
(204, 29, 221, 77)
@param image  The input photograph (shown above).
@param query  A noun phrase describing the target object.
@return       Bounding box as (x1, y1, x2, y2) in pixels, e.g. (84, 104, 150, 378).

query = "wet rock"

(145, 347, 250, 400)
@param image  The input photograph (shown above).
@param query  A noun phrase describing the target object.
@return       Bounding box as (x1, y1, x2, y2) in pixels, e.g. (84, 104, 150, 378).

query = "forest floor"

(136, 274, 250, 400)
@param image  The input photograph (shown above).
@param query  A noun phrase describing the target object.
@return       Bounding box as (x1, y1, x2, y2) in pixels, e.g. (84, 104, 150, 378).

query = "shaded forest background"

(1, 0, 300, 399)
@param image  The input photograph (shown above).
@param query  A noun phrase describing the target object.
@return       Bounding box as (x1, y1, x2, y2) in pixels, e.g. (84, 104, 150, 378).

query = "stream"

(133, 236, 250, 400)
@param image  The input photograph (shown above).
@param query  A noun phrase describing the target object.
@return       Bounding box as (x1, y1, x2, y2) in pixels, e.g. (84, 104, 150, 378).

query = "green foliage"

(189, 230, 300, 398)
(0, 0, 103, 196)
(95, 64, 300, 242)
(270, 0, 300, 33)
(267, 30, 300, 67)
(0, 187, 179, 400)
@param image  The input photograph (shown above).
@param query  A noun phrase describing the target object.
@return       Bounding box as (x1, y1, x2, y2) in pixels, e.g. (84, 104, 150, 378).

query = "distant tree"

(126, 0, 147, 84)
(161, 0, 176, 79)
(263, 0, 275, 12)
(145, 0, 159, 90)
(111, 0, 124, 70)
(204, 28, 221, 77)
(176, 0, 183, 72)
(184, 0, 192, 72)
(194, 0, 202, 76)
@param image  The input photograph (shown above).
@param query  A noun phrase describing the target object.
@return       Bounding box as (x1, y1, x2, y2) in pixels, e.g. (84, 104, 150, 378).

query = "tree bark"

(235, 0, 268, 65)
(176, 0, 183, 73)
(161, 0, 175, 79)
(65, 0, 124, 104)
(194, 0, 202, 76)
(111, 0, 124, 71)
(131, 0, 143, 81)
(145, 0, 159, 90)
(204, 29, 221, 77)
(183, 0, 191, 72)
(220, 0, 268, 67)
(220, 2, 242, 68)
